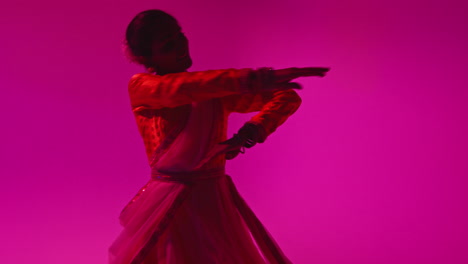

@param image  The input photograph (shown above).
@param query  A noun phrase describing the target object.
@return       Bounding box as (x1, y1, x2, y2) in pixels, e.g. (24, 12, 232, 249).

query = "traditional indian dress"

(108, 68, 302, 264)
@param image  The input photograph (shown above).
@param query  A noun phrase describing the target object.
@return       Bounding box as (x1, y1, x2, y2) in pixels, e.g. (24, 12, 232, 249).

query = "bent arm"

(223, 89, 302, 143)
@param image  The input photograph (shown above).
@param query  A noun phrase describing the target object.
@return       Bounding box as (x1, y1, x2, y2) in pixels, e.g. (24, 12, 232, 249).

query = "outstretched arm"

(128, 69, 252, 111)
(129, 68, 286, 111)
(128, 67, 328, 111)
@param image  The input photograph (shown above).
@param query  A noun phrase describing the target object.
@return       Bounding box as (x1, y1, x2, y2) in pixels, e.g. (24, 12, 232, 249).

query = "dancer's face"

(149, 21, 192, 74)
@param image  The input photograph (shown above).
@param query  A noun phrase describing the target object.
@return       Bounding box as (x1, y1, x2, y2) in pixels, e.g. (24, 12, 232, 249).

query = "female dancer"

(109, 9, 329, 264)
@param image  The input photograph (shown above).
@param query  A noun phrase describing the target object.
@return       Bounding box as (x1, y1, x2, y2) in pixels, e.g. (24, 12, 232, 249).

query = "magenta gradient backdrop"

(1, 0, 467, 263)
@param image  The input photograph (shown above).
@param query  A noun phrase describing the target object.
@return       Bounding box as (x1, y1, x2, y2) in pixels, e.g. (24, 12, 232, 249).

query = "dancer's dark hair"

(124, 9, 179, 67)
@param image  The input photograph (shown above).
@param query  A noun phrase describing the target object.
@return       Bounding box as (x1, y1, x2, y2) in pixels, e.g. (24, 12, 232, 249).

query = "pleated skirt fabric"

(109, 174, 291, 264)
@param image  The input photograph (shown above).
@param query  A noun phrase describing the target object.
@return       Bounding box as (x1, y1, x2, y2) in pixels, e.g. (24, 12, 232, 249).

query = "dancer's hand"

(274, 67, 330, 83)
(219, 123, 264, 160)
(219, 136, 244, 160)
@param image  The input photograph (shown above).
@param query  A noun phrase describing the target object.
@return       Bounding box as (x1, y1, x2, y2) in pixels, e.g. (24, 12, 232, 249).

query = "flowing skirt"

(109, 174, 291, 264)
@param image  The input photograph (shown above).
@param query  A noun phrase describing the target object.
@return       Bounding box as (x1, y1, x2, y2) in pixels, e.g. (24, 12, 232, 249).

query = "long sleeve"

(128, 69, 259, 111)
(222, 89, 302, 142)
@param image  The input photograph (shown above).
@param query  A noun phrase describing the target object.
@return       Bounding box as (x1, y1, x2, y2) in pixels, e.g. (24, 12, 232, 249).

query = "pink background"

(1, 0, 467, 263)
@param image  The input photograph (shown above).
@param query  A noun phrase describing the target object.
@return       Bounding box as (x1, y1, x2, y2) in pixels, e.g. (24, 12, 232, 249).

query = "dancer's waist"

(151, 167, 226, 184)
